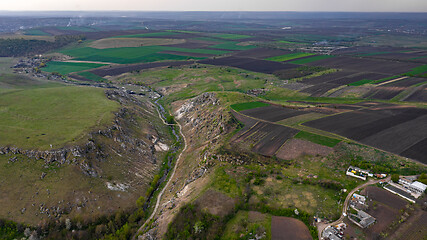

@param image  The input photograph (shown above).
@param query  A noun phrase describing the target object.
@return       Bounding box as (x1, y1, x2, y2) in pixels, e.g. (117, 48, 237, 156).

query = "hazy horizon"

(1, 0, 427, 12)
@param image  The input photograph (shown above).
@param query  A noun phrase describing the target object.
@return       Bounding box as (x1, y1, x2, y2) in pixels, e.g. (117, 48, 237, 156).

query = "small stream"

(144, 94, 182, 209)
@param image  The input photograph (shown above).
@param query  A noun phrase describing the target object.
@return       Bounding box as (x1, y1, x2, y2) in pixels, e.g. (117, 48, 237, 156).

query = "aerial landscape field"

(0, 3, 427, 240)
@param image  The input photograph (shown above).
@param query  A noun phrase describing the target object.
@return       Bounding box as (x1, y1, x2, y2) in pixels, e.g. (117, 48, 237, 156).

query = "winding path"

(133, 109, 187, 239)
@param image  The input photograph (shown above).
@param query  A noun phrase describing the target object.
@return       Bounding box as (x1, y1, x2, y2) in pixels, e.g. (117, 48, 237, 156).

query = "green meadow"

(59, 45, 229, 64)
(42, 61, 106, 75)
(0, 86, 119, 149)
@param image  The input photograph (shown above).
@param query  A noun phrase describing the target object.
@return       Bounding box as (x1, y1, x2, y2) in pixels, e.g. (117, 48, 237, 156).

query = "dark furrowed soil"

(241, 105, 305, 122)
(305, 56, 419, 75)
(365, 87, 404, 100)
(252, 125, 299, 156)
(301, 83, 340, 96)
(232, 48, 292, 59)
(271, 216, 312, 240)
(303, 106, 427, 163)
(404, 86, 427, 102)
(198, 56, 298, 74)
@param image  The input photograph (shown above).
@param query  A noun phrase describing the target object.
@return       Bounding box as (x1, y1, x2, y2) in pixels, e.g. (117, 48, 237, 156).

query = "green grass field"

(405, 65, 427, 75)
(114, 65, 276, 105)
(59, 45, 228, 64)
(266, 52, 315, 62)
(358, 51, 392, 56)
(213, 33, 252, 40)
(42, 61, 106, 75)
(0, 86, 119, 149)
(24, 29, 51, 36)
(294, 131, 341, 147)
(277, 40, 305, 45)
(222, 211, 271, 240)
(112, 32, 179, 38)
(0, 74, 62, 91)
(56, 26, 97, 32)
(209, 42, 256, 50)
(290, 55, 335, 64)
(77, 71, 106, 82)
(230, 101, 270, 112)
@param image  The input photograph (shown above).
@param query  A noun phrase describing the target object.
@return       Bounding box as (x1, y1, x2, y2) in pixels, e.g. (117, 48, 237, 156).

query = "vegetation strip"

(290, 55, 335, 64)
(230, 101, 270, 112)
(294, 131, 341, 147)
(266, 52, 315, 62)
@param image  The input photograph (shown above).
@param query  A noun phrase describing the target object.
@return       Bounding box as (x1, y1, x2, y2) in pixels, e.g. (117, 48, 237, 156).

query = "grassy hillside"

(0, 86, 120, 149)
(42, 61, 107, 75)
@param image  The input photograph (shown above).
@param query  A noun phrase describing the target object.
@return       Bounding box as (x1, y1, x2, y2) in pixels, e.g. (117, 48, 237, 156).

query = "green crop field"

(59, 45, 228, 64)
(213, 33, 251, 40)
(277, 40, 305, 45)
(266, 52, 316, 62)
(231, 101, 270, 111)
(290, 55, 335, 64)
(42, 61, 107, 75)
(112, 32, 179, 38)
(56, 26, 97, 32)
(77, 71, 106, 82)
(358, 51, 392, 56)
(192, 37, 227, 42)
(24, 29, 51, 36)
(0, 86, 120, 150)
(209, 41, 256, 50)
(405, 65, 427, 75)
(294, 131, 341, 147)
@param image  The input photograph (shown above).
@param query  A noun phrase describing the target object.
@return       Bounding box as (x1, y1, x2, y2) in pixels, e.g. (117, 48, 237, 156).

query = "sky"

(0, 0, 427, 12)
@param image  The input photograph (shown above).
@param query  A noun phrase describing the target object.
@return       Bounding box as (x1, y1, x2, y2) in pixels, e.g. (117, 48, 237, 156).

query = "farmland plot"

(304, 105, 427, 163)
(240, 105, 306, 122)
(199, 57, 298, 74)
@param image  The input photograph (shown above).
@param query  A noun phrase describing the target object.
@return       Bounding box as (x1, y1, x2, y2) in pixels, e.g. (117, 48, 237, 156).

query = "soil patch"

(275, 139, 333, 160)
(271, 216, 312, 240)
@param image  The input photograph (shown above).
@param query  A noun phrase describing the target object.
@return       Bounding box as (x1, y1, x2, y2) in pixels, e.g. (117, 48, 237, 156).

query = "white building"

(409, 181, 427, 194)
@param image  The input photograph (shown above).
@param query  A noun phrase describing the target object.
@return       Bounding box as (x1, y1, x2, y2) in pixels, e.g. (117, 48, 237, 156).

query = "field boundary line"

(376, 76, 408, 86)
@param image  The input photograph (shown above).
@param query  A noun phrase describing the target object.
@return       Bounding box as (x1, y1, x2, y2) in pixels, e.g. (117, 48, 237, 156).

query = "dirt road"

(317, 176, 390, 239)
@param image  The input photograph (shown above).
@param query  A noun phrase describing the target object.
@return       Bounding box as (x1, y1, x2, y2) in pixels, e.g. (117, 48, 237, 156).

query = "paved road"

(133, 109, 188, 239)
(317, 176, 390, 239)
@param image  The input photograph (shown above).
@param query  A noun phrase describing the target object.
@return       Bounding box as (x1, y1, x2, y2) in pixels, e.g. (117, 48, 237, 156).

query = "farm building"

(408, 181, 427, 194)
(322, 226, 342, 240)
(398, 176, 417, 186)
(348, 209, 376, 229)
(352, 193, 366, 204)
(346, 166, 370, 180)
(384, 183, 416, 203)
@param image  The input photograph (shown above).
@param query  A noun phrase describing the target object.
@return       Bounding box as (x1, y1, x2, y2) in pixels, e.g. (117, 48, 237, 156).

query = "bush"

(391, 174, 400, 183)
(166, 115, 176, 124)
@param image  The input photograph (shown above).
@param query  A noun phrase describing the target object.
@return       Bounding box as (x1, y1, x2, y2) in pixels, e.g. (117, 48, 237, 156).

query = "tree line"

(0, 35, 85, 57)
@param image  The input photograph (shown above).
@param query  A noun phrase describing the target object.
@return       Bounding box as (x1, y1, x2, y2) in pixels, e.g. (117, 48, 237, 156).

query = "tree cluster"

(0, 35, 85, 57)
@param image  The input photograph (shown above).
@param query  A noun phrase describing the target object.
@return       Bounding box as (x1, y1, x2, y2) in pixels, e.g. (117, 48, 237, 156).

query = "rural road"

(133, 108, 187, 239)
(317, 176, 390, 239)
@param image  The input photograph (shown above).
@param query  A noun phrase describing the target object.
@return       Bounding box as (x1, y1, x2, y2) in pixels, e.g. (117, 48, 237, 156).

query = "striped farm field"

(290, 55, 336, 64)
(266, 52, 315, 62)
